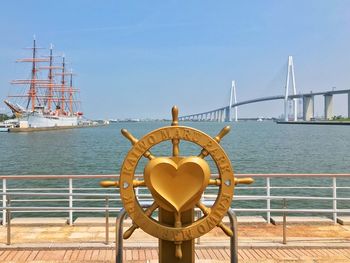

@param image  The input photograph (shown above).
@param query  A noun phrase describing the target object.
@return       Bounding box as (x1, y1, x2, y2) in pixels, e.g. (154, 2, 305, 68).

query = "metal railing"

(1, 174, 350, 246)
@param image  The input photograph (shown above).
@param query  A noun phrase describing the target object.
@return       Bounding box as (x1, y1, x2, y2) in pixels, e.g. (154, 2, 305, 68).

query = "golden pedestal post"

(100, 106, 253, 263)
(159, 208, 194, 263)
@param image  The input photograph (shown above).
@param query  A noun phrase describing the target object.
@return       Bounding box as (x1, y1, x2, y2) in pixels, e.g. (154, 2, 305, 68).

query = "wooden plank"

(63, 249, 73, 260)
(125, 249, 132, 261)
(216, 248, 226, 260)
(151, 249, 158, 259)
(305, 248, 319, 257)
(294, 248, 310, 258)
(195, 249, 204, 259)
(212, 248, 225, 260)
(247, 248, 260, 260)
(77, 249, 87, 261)
(281, 248, 298, 259)
(11, 250, 25, 261)
(269, 249, 286, 259)
(84, 250, 93, 261)
(90, 249, 100, 260)
(284, 248, 302, 259)
(26, 250, 39, 261)
(99, 249, 107, 261)
(139, 249, 146, 260)
(18, 250, 32, 262)
(33, 250, 46, 261)
(70, 249, 80, 261)
(0, 250, 11, 261)
(201, 248, 211, 259)
(132, 249, 138, 260)
(258, 248, 274, 259)
(254, 248, 268, 259)
(241, 248, 255, 260)
(104, 249, 113, 261)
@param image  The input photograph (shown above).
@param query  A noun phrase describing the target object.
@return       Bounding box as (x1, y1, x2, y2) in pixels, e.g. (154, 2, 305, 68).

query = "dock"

(8, 123, 107, 133)
(1, 217, 350, 262)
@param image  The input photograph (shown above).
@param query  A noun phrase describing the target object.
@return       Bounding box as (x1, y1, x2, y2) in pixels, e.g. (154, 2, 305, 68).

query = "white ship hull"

(20, 112, 78, 128)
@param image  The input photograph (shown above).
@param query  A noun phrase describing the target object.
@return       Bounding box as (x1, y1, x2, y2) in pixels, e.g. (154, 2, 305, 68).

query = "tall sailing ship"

(4, 38, 83, 128)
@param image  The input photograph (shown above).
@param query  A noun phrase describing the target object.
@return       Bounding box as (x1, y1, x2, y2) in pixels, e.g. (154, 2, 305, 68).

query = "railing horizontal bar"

(1, 174, 350, 180)
(205, 195, 350, 201)
(270, 187, 333, 189)
(3, 192, 350, 201)
(2, 206, 350, 214)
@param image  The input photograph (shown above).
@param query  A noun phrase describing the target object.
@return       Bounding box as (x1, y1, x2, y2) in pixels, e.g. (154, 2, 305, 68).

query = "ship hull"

(20, 112, 78, 128)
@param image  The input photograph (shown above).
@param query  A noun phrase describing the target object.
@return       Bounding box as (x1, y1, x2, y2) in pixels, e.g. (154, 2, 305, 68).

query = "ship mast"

(47, 44, 54, 112)
(69, 69, 73, 115)
(29, 37, 37, 111)
(8, 36, 49, 113)
(60, 55, 66, 114)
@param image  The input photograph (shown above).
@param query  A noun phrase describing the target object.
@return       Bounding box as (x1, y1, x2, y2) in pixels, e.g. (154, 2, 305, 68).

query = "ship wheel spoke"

(123, 202, 159, 239)
(121, 129, 156, 160)
(198, 126, 230, 158)
(174, 212, 183, 258)
(196, 202, 233, 237)
(171, 106, 180, 157)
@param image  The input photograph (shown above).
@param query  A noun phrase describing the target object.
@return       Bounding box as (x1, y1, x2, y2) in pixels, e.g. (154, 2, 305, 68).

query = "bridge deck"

(1, 247, 350, 262)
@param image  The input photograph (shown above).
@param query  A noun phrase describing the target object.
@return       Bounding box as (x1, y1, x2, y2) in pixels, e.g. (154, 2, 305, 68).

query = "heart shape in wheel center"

(144, 157, 210, 213)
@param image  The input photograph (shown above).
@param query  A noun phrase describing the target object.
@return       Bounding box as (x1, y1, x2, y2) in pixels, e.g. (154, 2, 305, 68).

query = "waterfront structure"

(3, 37, 83, 128)
(179, 56, 350, 122)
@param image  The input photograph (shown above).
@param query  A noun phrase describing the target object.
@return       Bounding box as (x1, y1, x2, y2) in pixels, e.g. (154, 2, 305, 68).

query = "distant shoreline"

(276, 121, 350, 126)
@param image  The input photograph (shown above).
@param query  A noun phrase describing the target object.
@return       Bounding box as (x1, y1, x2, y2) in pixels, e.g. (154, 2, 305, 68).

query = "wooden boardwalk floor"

(0, 247, 350, 262)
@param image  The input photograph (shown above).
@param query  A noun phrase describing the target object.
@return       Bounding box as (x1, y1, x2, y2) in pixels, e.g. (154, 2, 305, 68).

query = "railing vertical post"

(196, 209, 201, 245)
(105, 196, 109, 244)
(68, 178, 73, 225)
(282, 198, 287, 245)
(227, 209, 238, 263)
(333, 177, 337, 224)
(2, 179, 6, 226)
(6, 197, 11, 245)
(266, 177, 271, 223)
(116, 209, 128, 263)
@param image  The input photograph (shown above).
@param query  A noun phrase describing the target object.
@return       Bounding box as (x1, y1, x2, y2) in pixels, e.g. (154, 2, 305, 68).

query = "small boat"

(0, 123, 12, 132)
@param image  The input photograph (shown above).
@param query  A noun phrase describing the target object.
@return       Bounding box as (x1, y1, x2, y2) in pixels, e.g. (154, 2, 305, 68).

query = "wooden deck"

(0, 247, 350, 262)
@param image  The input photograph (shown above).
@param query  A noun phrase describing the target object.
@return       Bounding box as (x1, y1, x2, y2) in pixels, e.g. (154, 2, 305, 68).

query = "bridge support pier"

(225, 107, 230, 122)
(348, 92, 350, 118)
(324, 94, 333, 120)
(303, 95, 314, 121)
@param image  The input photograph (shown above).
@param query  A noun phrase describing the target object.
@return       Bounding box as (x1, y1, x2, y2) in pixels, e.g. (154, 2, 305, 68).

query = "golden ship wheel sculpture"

(101, 106, 253, 262)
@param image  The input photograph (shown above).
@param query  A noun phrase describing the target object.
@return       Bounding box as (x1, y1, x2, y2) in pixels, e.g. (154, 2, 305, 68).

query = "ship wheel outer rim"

(120, 125, 234, 241)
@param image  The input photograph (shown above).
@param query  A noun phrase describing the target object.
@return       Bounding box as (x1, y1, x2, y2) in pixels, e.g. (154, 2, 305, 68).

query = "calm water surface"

(0, 121, 349, 217)
(1, 121, 350, 174)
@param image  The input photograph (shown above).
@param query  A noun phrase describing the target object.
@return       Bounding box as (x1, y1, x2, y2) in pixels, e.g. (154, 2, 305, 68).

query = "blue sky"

(0, 1, 349, 119)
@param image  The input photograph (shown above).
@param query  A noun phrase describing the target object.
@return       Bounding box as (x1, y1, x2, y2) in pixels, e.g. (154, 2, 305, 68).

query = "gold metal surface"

(100, 106, 254, 262)
(119, 125, 235, 241)
(144, 157, 210, 213)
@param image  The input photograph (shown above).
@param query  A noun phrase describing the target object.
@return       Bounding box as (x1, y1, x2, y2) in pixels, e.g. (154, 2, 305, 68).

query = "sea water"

(0, 121, 349, 218)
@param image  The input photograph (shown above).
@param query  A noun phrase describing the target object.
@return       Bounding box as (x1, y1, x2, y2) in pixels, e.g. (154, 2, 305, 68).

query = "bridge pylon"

(226, 80, 238, 122)
(284, 56, 298, 121)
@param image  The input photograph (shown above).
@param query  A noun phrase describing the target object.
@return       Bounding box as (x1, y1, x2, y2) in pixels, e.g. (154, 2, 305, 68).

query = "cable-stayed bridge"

(179, 56, 350, 122)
